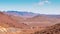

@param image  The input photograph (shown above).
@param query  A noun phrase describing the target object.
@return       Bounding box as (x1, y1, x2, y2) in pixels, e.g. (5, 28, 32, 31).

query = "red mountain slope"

(0, 12, 29, 28)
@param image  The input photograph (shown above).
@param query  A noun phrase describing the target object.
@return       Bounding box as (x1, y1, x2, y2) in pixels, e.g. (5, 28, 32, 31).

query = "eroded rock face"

(34, 23, 60, 34)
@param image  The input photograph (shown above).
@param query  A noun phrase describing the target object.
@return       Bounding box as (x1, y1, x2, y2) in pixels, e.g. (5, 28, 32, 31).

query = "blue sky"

(0, 0, 60, 14)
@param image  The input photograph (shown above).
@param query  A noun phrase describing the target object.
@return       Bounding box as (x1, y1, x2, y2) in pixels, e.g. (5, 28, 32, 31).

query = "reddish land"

(0, 12, 60, 34)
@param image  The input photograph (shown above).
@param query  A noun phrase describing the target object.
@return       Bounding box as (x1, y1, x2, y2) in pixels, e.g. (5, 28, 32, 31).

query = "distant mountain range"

(4, 11, 38, 18)
(4, 11, 60, 18)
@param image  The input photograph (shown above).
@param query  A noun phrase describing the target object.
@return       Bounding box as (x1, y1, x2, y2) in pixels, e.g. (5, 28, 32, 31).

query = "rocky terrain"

(0, 11, 60, 34)
(33, 23, 60, 34)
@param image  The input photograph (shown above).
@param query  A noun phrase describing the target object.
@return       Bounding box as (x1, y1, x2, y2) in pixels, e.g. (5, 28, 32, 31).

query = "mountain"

(4, 11, 38, 18)
(0, 12, 29, 28)
(4, 11, 60, 18)
(0, 12, 33, 34)
(39, 14, 60, 18)
(25, 14, 60, 27)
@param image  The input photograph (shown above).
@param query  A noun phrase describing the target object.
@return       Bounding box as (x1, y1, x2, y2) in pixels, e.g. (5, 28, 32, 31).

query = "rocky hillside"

(33, 23, 60, 34)
(0, 12, 29, 28)
(0, 12, 32, 34)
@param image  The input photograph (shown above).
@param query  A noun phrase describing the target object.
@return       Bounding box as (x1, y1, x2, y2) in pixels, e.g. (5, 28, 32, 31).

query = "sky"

(0, 0, 60, 14)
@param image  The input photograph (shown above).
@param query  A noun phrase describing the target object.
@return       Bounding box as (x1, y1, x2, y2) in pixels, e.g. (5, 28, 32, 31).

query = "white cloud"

(38, 1, 45, 6)
(38, 0, 50, 6)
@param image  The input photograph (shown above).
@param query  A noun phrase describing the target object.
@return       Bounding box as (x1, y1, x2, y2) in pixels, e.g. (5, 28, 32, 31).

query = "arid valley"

(0, 11, 60, 34)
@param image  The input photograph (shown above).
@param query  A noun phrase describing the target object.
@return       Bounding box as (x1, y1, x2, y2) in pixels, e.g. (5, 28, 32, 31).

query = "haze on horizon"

(0, 0, 60, 15)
